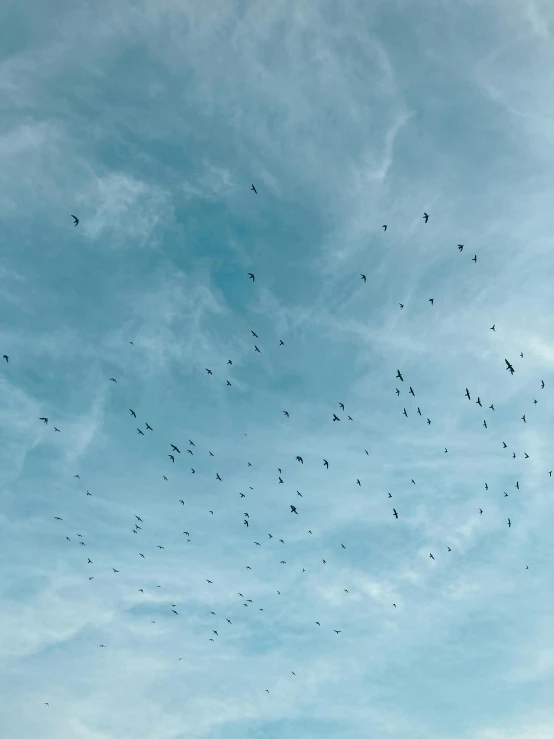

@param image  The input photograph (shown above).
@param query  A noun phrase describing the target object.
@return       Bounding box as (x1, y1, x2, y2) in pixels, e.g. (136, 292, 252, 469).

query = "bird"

(296, 456, 303, 464)
(244, 519, 249, 527)
(137, 428, 144, 436)
(290, 505, 298, 514)
(112, 569, 119, 573)
(39, 417, 48, 425)
(163, 475, 168, 481)
(541, 380, 545, 389)
(71, 215, 79, 226)
(417, 407, 422, 416)
(520, 352, 523, 358)
(254, 345, 261, 353)
(472, 255, 477, 263)
(339, 402, 345, 410)
(109, 378, 117, 383)
(248, 273, 255, 282)
(483, 420, 487, 429)
(479, 509, 483, 515)
(429, 298, 434, 305)
(251, 184, 257, 194)
(427, 418, 431, 424)
(423, 212, 429, 223)
(465, 388, 471, 400)
(505, 358, 515, 375)
(490, 325, 495, 331)
(458, 244, 464, 252)
(168, 454, 175, 463)
(172, 609, 178, 615)
(521, 415, 526, 423)
(476, 397, 482, 407)
(503, 442, 508, 448)
(508, 518, 511, 528)
(323, 459, 329, 468)
(399, 303, 404, 310)
(54, 516, 63, 521)
(396, 369, 404, 382)
(485, 483, 488, 490)
(524, 453, 529, 459)
(157, 545, 165, 550)
(332, 413, 340, 422)
(129, 409, 136, 418)
(429, 553, 435, 560)
(205, 368, 213, 375)
(388, 493, 392, 498)
(171, 444, 181, 453)
(226, 381, 232, 386)
(280, 339, 284, 345)
(3, 355, 8, 362)
(283, 411, 289, 418)
(333, 630, 341, 634)
(533, 399, 537, 405)
(216, 473, 222, 481)
(447, 547, 451, 552)
(360, 274, 367, 282)
(251, 330, 259, 338)
(341, 543, 346, 549)
(489, 404, 495, 411)
(396, 388, 400, 396)
(383, 225, 387, 231)
(403, 408, 408, 417)
(409, 386, 415, 396)
(356, 479, 360, 486)
(393, 509, 398, 519)
(444, 448, 448, 453)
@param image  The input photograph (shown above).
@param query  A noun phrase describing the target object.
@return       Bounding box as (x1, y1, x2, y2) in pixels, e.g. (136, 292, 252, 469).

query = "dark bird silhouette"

(332, 413, 340, 422)
(417, 407, 421, 416)
(168, 454, 175, 463)
(472, 255, 477, 263)
(524, 453, 529, 459)
(283, 411, 289, 418)
(251, 330, 259, 338)
(423, 213, 429, 223)
(248, 273, 255, 282)
(521, 414, 526, 423)
(409, 386, 415, 396)
(541, 380, 545, 389)
(503, 442, 507, 448)
(216, 473, 222, 481)
(508, 518, 511, 528)
(429, 298, 434, 305)
(39, 417, 48, 425)
(334, 630, 341, 634)
(396, 388, 400, 396)
(458, 244, 464, 252)
(489, 404, 495, 411)
(323, 459, 329, 468)
(244, 519, 249, 527)
(505, 359, 515, 375)
(205, 368, 213, 375)
(112, 569, 119, 573)
(171, 444, 181, 453)
(339, 403, 345, 410)
(476, 397, 482, 407)
(490, 325, 495, 331)
(71, 215, 79, 226)
(163, 475, 168, 481)
(129, 409, 136, 418)
(427, 418, 431, 424)
(290, 505, 298, 514)
(483, 420, 487, 429)
(206, 580, 213, 584)
(296, 456, 303, 463)
(403, 408, 408, 417)
(479, 508, 483, 515)
(3, 355, 8, 362)
(280, 339, 284, 345)
(145, 423, 153, 431)
(533, 399, 537, 405)
(396, 369, 404, 382)
(360, 274, 367, 282)
(109, 378, 117, 383)
(251, 184, 257, 194)
(429, 553, 435, 560)
(393, 509, 398, 519)
(383, 225, 387, 231)
(465, 388, 471, 400)
(356, 479, 361, 486)
(137, 428, 144, 435)
(254, 345, 261, 353)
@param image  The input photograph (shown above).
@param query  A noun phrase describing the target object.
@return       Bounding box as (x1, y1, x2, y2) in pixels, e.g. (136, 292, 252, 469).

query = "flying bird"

(109, 378, 117, 383)
(399, 303, 404, 310)
(423, 213, 429, 223)
(508, 518, 511, 528)
(465, 388, 471, 400)
(393, 509, 398, 519)
(146, 423, 153, 430)
(396, 370, 404, 382)
(332, 413, 340, 422)
(283, 411, 289, 418)
(251, 184, 257, 194)
(458, 244, 464, 251)
(490, 325, 495, 331)
(323, 459, 329, 468)
(403, 408, 408, 417)
(409, 386, 415, 396)
(137, 428, 144, 435)
(383, 225, 387, 231)
(360, 274, 367, 282)
(2, 355, 8, 362)
(39, 417, 48, 425)
(429, 298, 434, 305)
(129, 409, 136, 418)
(505, 359, 515, 375)
(71, 215, 79, 226)
(247, 273, 255, 282)
(168, 454, 175, 463)
(290, 505, 298, 514)
(205, 368, 213, 375)
(429, 553, 435, 560)
(171, 444, 181, 453)
(472, 255, 477, 263)
(296, 456, 303, 464)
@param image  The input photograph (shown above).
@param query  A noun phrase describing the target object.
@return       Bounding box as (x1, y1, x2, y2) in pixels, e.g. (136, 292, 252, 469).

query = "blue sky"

(1, 1, 554, 738)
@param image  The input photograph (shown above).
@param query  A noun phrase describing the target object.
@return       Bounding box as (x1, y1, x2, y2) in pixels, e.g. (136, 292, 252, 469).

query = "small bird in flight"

(429, 298, 434, 305)
(146, 423, 153, 430)
(399, 303, 404, 310)
(71, 215, 79, 226)
(472, 255, 477, 263)
(323, 459, 329, 468)
(429, 553, 435, 560)
(171, 444, 181, 453)
(458, 244, 464, 252)
(490, 325, 495, 331)
(396, 370, 404, 382)
(360, 274, 367, 282)
(423, 213, 429, 223)
(505, 359, 515, 375)
(129, 409, 136, 418)
(39, 417, 48, 425)
(251, 184, 257, 194)
(393, 509, 398, 519)
(248, 273, 255, 282)
(508, 518, 511, 528)
(3, 355, 8, 362)
(168, 455, 175, 463)
(383, 225, 387, 231)
(290, 505, 298, 514)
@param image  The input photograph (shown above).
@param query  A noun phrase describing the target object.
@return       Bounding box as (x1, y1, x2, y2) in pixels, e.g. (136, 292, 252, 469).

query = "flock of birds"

(5, 198, 549, 708)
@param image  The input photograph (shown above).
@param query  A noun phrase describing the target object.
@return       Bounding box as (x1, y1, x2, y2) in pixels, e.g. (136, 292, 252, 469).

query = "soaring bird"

(3, 355, 8, 362)
(458, 244, 464, 251)
(168, 455, 175, 463)
(248, 273, 255, 282)
(508, 518, 511, 528)
(290, 505, 298, 514)
(251, 184, 257, 194)
(171, 444, 181, 453)
(129, 409, 136, 418)
(429, 553, 435, 560)
(504, 358, 515, 375)
(71, 215, 79, 226)
(205, 368, 213, 375)
(399, 303, 404, 310)
(54, 516, 63, 521)
(396, 388, 400, 396)
(251, 330, 259, 338)
(323, 459, 329, 468)
(109, 378, 117, 382)
(396, 369, 404, 382)
(280, 339, 284, 345)
(39, 417, 48, 425)
(490, 325, 495, 331)
(296, 456, 303, 463)
(283, 411, 289, 418)
(476, 397, 482, 407)
(423, 213, 429, 223)
(137, 428, 144, 435)
(403, 408, 408, 417)
(145, 423, 153, 430)
(472, 255, 477, 263)
(383, 225, 387, 231)
(393, 509, 398, 519)
(521, 415, 526, 423)
(216, 473, 222, 481)
(429, 298, 434, 305)
(409, 386, 415, 397)
(465, 388, 471, 400)
(541, 380, 545, 389)
(360, 274, 367, 282)
(483, 420, 488, 429)
(479, 508, 483, 515)
(332, 413, 340, 422)
(333, 630, 341, 634)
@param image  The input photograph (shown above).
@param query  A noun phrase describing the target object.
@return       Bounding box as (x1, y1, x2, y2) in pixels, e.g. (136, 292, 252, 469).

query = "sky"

(1, 1, 554, 738)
